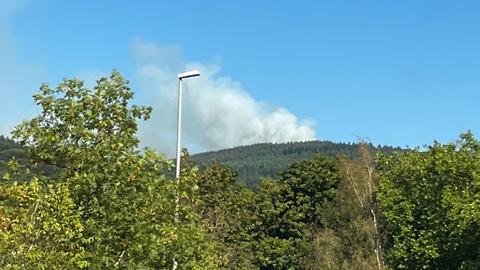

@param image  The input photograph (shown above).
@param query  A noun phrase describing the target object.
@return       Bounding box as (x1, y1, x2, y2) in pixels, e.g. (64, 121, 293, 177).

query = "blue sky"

(1, 0, 480, 153)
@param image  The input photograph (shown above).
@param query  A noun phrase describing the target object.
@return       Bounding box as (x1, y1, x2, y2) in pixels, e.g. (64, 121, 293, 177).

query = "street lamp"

(175, 70, 200, 178)
(173, 70, 200, 270)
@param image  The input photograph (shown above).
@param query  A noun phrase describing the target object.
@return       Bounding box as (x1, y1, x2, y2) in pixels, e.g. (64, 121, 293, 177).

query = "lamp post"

(173, 70, 200, 270)
(175, 70, 200, 179)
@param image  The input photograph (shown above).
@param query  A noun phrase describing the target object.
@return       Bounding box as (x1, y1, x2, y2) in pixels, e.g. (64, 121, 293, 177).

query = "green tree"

(197, 162, 258, 269)
(377, 132, 480, 270)
(253, 154, 340, 270)
(253, 179, 305, 270)
(1, 72, 216, 269)
(0, 173, 88, 269)
(303, 144, 384, 270)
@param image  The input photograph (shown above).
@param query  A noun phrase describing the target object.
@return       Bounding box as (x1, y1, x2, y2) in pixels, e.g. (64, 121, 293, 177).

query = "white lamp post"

(175, 70, 200, 178)
(173, 70, 200, 270)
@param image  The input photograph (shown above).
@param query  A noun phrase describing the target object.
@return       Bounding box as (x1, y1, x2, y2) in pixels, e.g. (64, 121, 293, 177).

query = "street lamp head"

(178, 70, 200, 80)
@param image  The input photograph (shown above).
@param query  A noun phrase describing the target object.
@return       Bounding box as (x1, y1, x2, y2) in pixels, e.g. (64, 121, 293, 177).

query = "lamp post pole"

(175, 77, 184, 180)
(173, 70, 200, 270)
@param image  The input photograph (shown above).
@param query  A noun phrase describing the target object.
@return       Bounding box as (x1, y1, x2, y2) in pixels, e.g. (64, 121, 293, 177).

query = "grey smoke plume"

(134, 41, 316, 156)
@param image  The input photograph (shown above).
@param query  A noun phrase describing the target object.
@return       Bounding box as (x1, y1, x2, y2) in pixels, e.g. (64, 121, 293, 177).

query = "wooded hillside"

(193, 141, 401, 187)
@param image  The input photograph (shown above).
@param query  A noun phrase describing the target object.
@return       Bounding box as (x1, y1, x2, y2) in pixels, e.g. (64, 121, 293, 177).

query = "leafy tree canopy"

(1, 71, 216, 269)
(253, 155, 341, 269)
(377, 132, 480, 270)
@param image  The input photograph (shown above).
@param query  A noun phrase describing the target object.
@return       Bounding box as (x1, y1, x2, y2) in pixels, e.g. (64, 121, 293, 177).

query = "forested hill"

(0, 135, 26, 171)
(0, 135, 58, 177)
(2, 134, 401, 188)
(192, 140, 402, 187)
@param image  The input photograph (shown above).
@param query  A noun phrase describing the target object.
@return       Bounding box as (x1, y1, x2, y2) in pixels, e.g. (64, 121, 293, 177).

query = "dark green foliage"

(0, 136, 26, 172)
(193, 141, 400, 188)
(0, 136, 20, 151)
(253, 155, 341, 269)
(303, 145, 383, 270)
(377, 132, 480, 270)
(279, 155, 340, 225)
(0, 136, 58, 180)
(253, 179, 308, 270)
(196, 161, 258, 269)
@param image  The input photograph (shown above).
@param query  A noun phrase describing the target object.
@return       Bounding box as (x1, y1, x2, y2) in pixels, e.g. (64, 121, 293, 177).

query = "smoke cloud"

(133, 41, 316, 156)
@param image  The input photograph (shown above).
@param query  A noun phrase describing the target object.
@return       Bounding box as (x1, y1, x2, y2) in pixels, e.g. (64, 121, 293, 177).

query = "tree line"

(192, 140, 401, 188)
(0, 72, 479, 269)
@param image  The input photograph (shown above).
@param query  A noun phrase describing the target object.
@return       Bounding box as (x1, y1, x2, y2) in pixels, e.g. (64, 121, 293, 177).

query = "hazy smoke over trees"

(133, 41, 316, 156)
